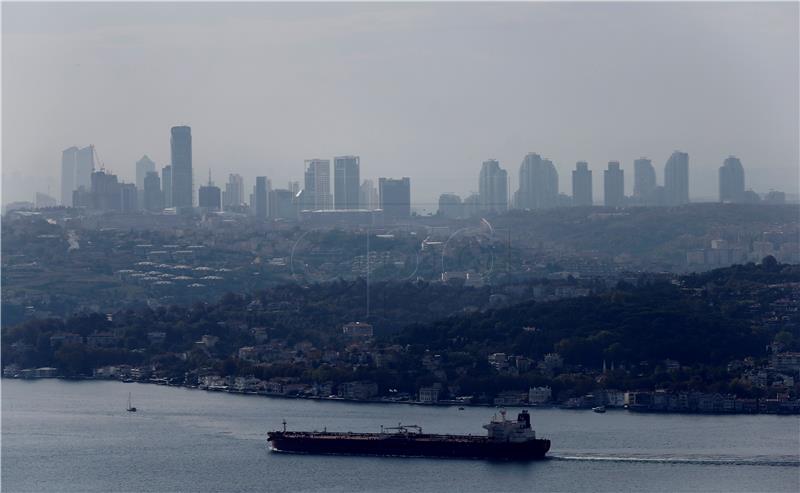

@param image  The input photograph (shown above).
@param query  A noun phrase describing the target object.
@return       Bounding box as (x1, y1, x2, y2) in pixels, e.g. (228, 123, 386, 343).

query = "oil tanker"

(267, 409, 550, 460)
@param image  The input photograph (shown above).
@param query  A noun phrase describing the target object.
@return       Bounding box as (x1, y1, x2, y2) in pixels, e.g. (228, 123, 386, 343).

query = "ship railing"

(381, 423, 423, 434)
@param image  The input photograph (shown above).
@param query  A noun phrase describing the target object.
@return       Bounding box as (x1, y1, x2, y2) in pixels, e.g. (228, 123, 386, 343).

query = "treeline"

(0, 279, 536, 372)
(2, 261, 796, 400)
(396, 281, 766, 368)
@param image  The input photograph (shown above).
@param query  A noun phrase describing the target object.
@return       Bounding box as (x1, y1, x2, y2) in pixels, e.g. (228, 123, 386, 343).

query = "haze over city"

(2, 1, 798, 208)
(4, 2, 800, 492)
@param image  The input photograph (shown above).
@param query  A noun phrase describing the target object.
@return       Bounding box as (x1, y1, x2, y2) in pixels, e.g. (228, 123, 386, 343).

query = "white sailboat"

(126, 392, 137, 412)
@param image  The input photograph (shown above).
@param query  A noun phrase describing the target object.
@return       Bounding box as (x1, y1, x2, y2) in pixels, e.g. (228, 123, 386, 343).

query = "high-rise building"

(72, 187, 92, 208)
(288, 181, 300, 195)
(135, 155, 156, 210)
(303, 159, 333, 210)
(61, 147, 79, 206)
(75, 146, 95, 191)
(135, 155, 156, 192)
(379, 177, 411, 218)
(479, 159, 508, 213)
(334, 155, 360, 210)
(162, 165, 173, 208)
(664, 151, 689, 206)
(359, 180, 378, 210)
(633, 158, 656, 203)
(254, 176, 269, 219)
(143, 171, 163, 211)
(90, 170, 121, 211)
(463, 193, 481, 218)
(120, 183, 138, 213)
(719, 156, 745, 203)
(516, 153, 558, 209)
(269, 189, 296, 220)
(603, 161, 625, 207)
(198, 174, 221, 212)
(438, 193, 463, 219)
(170, 126, 193, 209)
(223, 174, 245, 209)
(571, 161, 593, 207)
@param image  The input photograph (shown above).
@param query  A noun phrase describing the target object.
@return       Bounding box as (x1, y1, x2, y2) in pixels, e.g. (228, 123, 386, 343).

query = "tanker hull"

(268, 432, 551, 460)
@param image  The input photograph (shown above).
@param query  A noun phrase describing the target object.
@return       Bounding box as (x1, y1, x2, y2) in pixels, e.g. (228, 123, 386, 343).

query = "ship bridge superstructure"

(483, 410, 537, 442)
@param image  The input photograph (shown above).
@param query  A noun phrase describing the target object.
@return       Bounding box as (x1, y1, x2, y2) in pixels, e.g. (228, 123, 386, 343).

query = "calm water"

(2, 380, 799, 492)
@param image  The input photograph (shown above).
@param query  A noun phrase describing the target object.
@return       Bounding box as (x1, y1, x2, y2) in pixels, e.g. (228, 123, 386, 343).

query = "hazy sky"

(2, 1, 798, 209)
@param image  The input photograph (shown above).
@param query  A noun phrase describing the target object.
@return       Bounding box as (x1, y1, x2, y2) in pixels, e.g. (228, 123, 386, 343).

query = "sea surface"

(2, 379, 799, 492)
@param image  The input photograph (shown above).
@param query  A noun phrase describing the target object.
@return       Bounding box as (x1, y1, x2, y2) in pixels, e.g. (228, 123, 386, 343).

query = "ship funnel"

(518, 410, 531, 428)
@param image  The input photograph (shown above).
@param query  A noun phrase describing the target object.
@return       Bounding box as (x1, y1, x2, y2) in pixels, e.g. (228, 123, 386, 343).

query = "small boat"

(458, 407, 465, 411)
(126, 392, 137, 412)
(592, 406, 606, 413)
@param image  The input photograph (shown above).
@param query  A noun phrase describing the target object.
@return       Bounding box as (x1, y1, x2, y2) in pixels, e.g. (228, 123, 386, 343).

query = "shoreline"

(4, 375, 798, 416)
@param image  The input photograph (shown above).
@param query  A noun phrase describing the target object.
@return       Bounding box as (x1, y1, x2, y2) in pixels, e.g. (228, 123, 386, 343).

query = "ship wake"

(549, 453, 799, 468)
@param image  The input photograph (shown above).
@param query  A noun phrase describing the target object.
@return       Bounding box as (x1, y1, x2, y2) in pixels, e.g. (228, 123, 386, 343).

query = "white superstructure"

(483, 409, 537, 442)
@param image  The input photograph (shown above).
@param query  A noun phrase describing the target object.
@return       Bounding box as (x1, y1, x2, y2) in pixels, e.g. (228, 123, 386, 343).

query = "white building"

(529, 386, 552, 404)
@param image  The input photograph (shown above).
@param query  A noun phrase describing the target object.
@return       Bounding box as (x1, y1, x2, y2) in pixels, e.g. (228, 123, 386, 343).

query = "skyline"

(2, 2, 799, 207)
(43, 123, 789, 216)
(19, 123, 800, 212)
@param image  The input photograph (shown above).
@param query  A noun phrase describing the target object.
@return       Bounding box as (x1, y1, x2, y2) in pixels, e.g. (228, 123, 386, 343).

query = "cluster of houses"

(622, 390, 799, 414)
(488, 351, 564, 376)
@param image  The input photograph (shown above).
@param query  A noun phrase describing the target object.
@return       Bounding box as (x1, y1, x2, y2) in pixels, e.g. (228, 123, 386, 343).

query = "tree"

(761, 255, 778, 271)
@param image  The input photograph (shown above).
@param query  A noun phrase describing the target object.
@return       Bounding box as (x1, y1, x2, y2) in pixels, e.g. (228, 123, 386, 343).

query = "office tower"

(360, 180, 378, 210)
(135, 155, 156, 210)
(161, 165, 173, 208)
(719, 156, 745, 203)
(75, 146, 95, 191)
(288, 181, 300, 195)
(143, 171, 163, 211)
(120, 183, 138, 213)
(135, 155, 156, 191)
(199, 173, 221, 212)
(269, 189, 296, 220)
(170, 126, 193, 208)
(541, 159, 559, 207)
(198, 185, 221, 211)
(479, 159, 508, 213)
(61, 147, 78, 206)
(303, 159, 333, 210)
(572, 162, 593, 207)
(90, 170, 121, 211)
(334, 155, 360, 210)
(379, 177, 411, 218)
(72, 187, 92, 208)
(517, 153, 558, 209)
(463, 193, 481, 218)
(664, 151, 689, 206)
(35, 192, 57, 209)
(223, 174, 245, 208)
(438, 193, 463, 219)
(633, 158, 656, 203)
(603, 161, 625, 207)
(254, 176, 269, 219)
